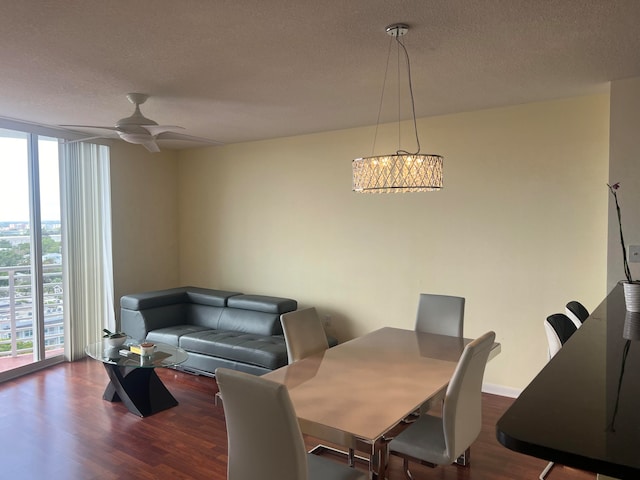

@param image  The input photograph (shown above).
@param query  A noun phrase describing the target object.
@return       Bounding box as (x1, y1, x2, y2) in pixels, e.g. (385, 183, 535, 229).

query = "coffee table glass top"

(85, 341, 188, 368)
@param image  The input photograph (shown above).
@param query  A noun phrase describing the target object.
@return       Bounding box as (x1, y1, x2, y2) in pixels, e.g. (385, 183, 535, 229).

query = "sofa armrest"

(121, 304, 188, 341)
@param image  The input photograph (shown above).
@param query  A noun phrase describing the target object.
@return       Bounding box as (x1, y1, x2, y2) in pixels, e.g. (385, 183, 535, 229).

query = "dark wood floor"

(0, 359, 595, 480)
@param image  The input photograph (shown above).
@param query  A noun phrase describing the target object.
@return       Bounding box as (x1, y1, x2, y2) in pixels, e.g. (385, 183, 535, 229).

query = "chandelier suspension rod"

(370, 35, 394, 157)
(394, 31, 421, 156)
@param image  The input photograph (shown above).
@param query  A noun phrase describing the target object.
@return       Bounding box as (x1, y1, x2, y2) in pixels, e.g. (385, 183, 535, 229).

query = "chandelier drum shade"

(352, 23, 444, 193)
(352, 153, 443, 193)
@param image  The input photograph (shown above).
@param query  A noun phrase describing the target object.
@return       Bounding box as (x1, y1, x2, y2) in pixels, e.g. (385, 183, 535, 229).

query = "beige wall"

(175, 94, 609, 391)
(609, 77, 640, 290)
(110, 141, 180, 309)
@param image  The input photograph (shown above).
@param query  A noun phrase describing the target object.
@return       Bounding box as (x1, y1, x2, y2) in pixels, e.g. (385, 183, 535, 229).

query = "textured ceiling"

(1, 0, 640, 149)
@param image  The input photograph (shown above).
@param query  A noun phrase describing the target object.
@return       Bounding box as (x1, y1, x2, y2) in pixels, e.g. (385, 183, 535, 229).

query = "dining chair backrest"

(442, 330, 495, 460)
(415, 293, 465, 338)
(281, 307, 360, 466)
(280, 307, 329, 364)
(216, 367, 308, 479)
(540, 313, 578, 479)
(216, 367, 367, 480)
(565, 301, 589, 329)
(544, 313, 577, 359)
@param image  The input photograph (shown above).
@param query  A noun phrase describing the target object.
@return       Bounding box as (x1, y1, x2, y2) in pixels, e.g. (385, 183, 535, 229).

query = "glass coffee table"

(85, 341, 188, 417)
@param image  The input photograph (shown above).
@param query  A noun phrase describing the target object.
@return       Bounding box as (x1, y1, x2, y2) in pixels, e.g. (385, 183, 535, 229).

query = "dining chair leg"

(539, 461, 555, 479)
(402, 458, 414, 480)
(454, 447, 471, 466)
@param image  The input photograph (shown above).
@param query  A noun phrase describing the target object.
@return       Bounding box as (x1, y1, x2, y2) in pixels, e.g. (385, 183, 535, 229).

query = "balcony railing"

(0, 265, 64, 362)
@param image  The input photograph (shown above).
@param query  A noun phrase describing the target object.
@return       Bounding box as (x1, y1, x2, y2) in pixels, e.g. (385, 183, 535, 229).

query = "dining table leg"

(367, 437, 389, 480)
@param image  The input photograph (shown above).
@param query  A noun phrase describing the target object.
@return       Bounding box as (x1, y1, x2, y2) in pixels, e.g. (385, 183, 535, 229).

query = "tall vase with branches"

(609, 182, 640, 311)
(608, 183, 633, 282)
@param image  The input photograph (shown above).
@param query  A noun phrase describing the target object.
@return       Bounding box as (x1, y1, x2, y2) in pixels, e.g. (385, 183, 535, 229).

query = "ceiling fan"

(61, 93, 223, 152)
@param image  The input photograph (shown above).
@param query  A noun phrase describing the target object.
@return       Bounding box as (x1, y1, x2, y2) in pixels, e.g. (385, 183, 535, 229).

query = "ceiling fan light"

(117, 132, 152, 145)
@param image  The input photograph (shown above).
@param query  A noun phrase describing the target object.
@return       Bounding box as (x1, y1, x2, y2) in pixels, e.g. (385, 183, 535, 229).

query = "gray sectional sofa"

(120, 286, 300, 376)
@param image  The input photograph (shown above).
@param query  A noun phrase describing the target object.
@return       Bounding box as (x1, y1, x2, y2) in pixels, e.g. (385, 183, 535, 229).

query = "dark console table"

(496, 284, 640, 479)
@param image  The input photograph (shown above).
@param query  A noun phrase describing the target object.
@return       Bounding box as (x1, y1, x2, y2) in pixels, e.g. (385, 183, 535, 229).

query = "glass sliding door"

(38, 136, 63, 360)
(0, 128, 63, 376)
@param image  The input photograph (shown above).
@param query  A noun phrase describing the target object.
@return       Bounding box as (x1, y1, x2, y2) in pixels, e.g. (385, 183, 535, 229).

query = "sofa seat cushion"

(180, 330, 287, 370)
(146, 325, 211, 346)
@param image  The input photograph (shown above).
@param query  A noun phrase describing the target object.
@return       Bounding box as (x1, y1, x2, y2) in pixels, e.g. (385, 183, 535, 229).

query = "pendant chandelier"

(352, 24, 443, 193)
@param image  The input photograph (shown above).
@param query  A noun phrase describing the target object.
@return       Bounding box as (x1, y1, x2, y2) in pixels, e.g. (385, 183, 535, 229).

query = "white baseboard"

(482, 382, 521, 398)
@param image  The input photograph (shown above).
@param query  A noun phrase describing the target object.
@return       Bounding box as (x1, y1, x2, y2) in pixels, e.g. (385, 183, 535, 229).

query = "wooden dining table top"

(264, 326, 500, 443)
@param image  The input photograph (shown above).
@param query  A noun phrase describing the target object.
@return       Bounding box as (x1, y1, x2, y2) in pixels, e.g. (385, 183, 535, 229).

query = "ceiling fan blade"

(157, 131, 224, 146)
(141, 125, 184, 136)
(142, 140, 161, 153)
(59, 125, 118, 131)
(62, 135, 111, 144)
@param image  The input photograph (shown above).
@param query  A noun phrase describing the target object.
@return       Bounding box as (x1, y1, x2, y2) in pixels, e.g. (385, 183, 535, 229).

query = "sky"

(0, 132, 61, 223)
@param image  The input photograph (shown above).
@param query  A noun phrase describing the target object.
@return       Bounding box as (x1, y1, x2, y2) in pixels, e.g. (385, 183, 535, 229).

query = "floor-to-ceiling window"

(0, 128, 64, 376)
(0, 118, 114, 382)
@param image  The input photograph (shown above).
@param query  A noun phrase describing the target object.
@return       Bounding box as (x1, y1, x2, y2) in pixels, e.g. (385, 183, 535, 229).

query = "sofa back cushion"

(186, 288, 238, 307)
(136, 303, 190, 332)
(218, 295, 297, 336)
(188, 303, 226, 329)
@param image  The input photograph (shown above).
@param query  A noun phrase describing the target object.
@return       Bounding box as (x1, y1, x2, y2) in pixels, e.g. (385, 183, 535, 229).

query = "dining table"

(496, 284, 640, 479)
(263, 326, 501, 479)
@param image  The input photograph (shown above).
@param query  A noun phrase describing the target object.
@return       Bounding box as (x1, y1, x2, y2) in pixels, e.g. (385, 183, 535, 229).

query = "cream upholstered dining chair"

(280, 307, 363, 467)
(388, 331, 496, 478)
(415, 293, 465, 338)
(413, 294, 466, 415)
(280, 307, 329, 364)
(216, 368, 367, 480)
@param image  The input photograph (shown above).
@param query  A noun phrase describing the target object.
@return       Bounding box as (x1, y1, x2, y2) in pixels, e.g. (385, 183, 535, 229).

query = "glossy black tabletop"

(496, 284, 640, 479)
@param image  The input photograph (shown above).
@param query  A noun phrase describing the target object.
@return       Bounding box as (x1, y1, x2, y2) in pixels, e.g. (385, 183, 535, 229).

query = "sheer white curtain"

(60, 142, 114, 361)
